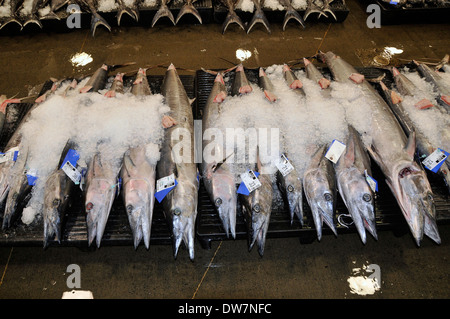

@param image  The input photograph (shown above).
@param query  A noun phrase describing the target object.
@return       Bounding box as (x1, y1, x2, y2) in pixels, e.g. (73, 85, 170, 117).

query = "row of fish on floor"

(0, 51, 449, 260)
(0, 0, 339, 35)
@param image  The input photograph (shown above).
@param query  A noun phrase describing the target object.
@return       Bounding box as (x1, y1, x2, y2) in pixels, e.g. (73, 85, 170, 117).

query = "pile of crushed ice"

(17, 78, 169, 224)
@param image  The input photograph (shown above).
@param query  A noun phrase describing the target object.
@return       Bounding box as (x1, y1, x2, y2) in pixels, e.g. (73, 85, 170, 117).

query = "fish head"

(205, 161, 237, 238)
(303, 169, 336, 238)
(43, 171, 67, 245)
(279, 171, 303, 223)
(338, 166, 376, 243)
(167, 178, 198, 260)
(84, 178, 116, 246)
(387, 159, 436, 245)
(240, 174, 273, 255)
(123, 179, 152, 221)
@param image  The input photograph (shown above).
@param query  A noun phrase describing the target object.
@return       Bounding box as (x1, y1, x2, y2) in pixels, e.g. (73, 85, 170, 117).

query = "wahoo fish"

(319, 51, 440, 246)
(42, 141, 77, 247)
(334, 126, 377, 244)
(201, 70, 238, 238)
(303, 144, 337, 240)
(157, 64, 198, 260)
(119, 68, 157, 249)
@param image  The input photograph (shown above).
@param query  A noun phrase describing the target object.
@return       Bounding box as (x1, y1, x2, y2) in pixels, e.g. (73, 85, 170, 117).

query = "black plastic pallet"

(0, 73, 196, 248)
(361, 0, 450, 25)
(213, 0, 350, 26)
(194, 66, 450, 249)
(0, 0, 213, 35)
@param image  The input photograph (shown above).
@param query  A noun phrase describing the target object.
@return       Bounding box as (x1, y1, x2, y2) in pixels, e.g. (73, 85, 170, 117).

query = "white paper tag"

(422, 148, 448, 173)
(325, 140, 346, 164)
(61, 161, 82, 184)
(61, 290, 94, 299)
(0, 147, 19, 163)
(240, 170, 262, 193)
(364, 169, 378, 193)
(275, 154, 294, 177)
(156, 173, 176, 193)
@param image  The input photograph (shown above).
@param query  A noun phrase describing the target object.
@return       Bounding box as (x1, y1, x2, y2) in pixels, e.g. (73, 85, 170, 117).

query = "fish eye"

(174, 208, 182, 216)
(363, 193, 372, 202)
(215, 198, 222, 207)
(253, 204, 261, 213)
(86, 202, 94, 211)
(427, 193, 433, 201)
(324, 193, 332, 201)
(52, 199, 61, 207)
(287, 185, 294, 192)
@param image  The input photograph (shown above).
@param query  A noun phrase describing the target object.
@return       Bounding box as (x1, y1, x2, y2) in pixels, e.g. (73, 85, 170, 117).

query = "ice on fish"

(11, 78, 168, 226)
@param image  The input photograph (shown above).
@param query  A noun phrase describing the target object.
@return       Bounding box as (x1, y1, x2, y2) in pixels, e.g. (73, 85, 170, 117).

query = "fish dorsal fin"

(122, 151, 135, 177)
(212, 152, 234, 173)
(92, 154, 103, 177)
(343, 130, 356, 168)
(310, 145, 327, 168)
(404, 130, 416, 160)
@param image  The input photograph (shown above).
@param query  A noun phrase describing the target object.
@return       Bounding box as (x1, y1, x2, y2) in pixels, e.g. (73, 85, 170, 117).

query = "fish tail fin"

(90, 13, 111, 37)
(175, 3, 202, 25)
(23, 14, 43, 29)
(0, 17, 22, 30)
(117, 6, 139, 26)
(246, 7, 271, 34)
(41, 11, 61, 20)
(283, 7, 305, 30)
(151, 4, 175, 27)
(221, 10, 245, 34)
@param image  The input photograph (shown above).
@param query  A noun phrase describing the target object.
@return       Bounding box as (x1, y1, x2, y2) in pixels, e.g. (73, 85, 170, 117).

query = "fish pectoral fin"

(367, 144, 382, 164)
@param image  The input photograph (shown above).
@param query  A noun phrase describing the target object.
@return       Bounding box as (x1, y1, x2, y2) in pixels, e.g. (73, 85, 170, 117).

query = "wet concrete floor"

(0, 0, 449, 301)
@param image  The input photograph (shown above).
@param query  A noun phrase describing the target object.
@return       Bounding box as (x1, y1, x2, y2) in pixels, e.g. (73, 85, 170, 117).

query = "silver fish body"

(201, 72, 238, 238)
(43, 142, 75, 248)
(303, 144, 337, 240)
(158, 64, 198, 260)
(120, 146, 156, 249)
(84, 153, 120, 247)
(334, 126, 377, 244)
(415, 61, 450, 111)
(319, 51, 440, 246)
(378, 80, 450, 193)
(239, 166, 273, 256)
(119, 69, 157, 249)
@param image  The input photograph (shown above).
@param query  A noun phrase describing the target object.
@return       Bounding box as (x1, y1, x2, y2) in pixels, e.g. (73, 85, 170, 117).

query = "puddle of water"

(236, 49, 252, 62)
(347, 262, 381, 296)
(70, 52, 93, 67)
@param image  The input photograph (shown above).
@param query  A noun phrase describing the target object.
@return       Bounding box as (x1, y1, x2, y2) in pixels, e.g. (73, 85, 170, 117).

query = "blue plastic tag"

(26, 169, 38, 186)
(155, 174, 178, 203)
(60, 149, 80, 170)
(365, 170, 378, 193)
(237, 171, 260, 196)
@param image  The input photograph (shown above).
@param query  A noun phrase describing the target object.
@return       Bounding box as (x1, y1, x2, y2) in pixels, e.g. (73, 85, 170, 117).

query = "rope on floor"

(0, 247, 13, 288)
(191, 240, 222, 299)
